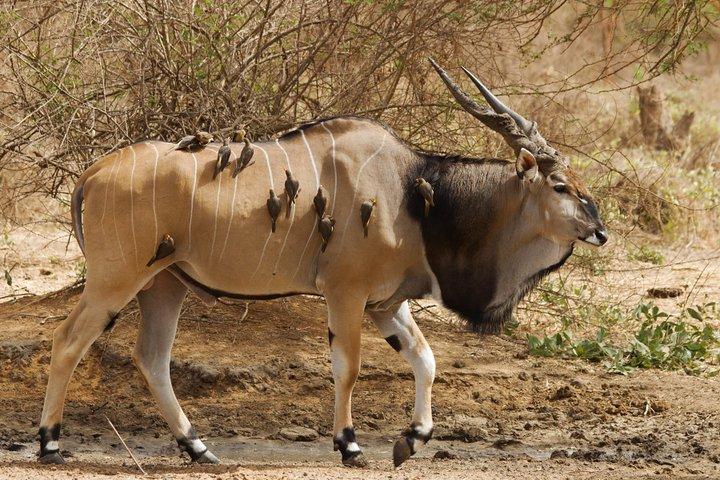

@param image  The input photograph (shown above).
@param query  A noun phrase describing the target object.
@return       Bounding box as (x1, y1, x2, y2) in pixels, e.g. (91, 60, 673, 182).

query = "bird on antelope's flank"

(313, 185, 328, 219)
(213, 138, 231, 179)
(169, 131, 214, 153)
(360, 198, 376, 238)
(318, 214, 335, 253)
(415, 177, 434, 217)
(146, 234, 175, 267)
(232, 137, 255, 178)
(266, 189, 282, 233)
(284, 170, 300, 210)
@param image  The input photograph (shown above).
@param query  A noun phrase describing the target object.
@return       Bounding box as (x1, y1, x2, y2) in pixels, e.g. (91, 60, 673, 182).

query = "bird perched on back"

(146, 234, 175, 267)
(233, 128, 246, 143)
(415, 177, 434, 218)
(168, 131, 214, 154)
(266, 189, 282, 233)
(232, 136, 254, 178)
(284, 170, 300, 211)
(360, 198, 377, 238)
(213, 138, 232, 180)
(318, 215, 335, 253)
(313, 185, 328, 219)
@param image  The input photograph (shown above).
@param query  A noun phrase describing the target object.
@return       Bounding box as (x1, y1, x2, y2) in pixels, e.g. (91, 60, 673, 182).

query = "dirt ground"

(0, 274, 719, 479)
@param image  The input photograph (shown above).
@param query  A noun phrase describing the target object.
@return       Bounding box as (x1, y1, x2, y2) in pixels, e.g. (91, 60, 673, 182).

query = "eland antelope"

(38, 59, 607, 468)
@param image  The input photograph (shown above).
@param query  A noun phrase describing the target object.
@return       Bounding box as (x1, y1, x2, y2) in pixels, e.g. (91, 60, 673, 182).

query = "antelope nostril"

(595, 229, 608, 245)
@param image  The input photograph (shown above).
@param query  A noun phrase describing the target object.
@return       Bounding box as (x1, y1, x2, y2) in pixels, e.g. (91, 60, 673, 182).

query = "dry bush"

(0, 0, 715, 224)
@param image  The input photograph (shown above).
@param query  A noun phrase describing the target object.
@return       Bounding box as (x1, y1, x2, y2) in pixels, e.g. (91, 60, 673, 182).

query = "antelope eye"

(553, 184, 568, 194)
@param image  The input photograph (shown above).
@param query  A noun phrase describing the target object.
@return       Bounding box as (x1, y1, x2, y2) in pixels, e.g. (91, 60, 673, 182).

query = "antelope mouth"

(580, 229, 608, 246)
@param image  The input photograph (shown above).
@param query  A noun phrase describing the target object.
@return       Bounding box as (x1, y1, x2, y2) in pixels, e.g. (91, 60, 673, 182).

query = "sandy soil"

(1, 283, 719, 479)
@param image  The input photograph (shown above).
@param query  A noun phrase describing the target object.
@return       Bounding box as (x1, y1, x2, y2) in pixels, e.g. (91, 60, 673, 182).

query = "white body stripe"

(336, 133, 388, 257)
(100, 152, 118, 236)
(300, 130, 320, 188)
(129, 146, 138, 265)
(256, 144, 273, 190)
(209, 170, 222, 259)
(251, 233, 272, 281)
(148, 143, 160, 244)
(321, 122, 338, 214)
(188, 153, 198, 251)
(218, 150, 238, 261)
(291, 133, 322, 281)
(111, 152, 126, 264)
(271, 139, 295, 277)
(250, 144, 274, 278)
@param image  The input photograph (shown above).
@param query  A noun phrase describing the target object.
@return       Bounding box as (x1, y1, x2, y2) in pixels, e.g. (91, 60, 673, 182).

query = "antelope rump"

(38, 59, 607, 468)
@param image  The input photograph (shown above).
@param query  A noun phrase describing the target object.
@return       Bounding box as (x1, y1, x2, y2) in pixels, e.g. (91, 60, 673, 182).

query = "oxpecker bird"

(266, 189, 282, 233)
(146, 234, 175, 267)
(213, 138, 231, 179)
(233, 137, 254, 178)
(360, 198, 376, 238)
(313, 185, 328, 219)
(415, 177, 434, 217)
(318, 215, 335, 253)
(284, 170, 300, 211)
(233, 128, 246, 143)
(170, 131, 214, 153)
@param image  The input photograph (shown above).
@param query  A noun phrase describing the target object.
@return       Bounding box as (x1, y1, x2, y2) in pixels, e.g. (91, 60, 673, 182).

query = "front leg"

(368, 301, 436, 467)
(325, 291, 368, 468)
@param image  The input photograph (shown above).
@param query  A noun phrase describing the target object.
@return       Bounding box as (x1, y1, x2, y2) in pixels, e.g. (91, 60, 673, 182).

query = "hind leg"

(38, 281, 141, 463)
(133, 270, 219, 464)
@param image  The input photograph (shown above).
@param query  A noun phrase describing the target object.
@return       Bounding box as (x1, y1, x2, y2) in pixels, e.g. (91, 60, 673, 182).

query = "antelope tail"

(71, 176, 88, 255)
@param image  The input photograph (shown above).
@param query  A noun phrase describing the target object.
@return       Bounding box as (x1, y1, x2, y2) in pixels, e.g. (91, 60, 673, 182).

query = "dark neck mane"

(408, 152, 572, 334)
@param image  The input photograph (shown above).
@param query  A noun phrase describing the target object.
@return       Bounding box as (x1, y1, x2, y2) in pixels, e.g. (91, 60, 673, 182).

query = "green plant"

(628, 245, 665, 265)
(526, 302, 720, 376)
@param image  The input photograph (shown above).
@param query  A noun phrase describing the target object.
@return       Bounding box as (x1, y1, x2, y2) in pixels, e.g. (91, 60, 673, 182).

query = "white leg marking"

(291, 132, 322, 281)
(249, 144, 273, 278)
(209, 169, 222, 259)
(111, 151, 126, 264)
(129, 145, 139, 266)
(188, 153, 198, 251)
(270, 139, 295, 278)
(320, 122, 338, 214)
(218, 151, 238, 261)
(147, 143, 160, 246)
(45, 441, 59, 452)
(335, 133, 388, 258)
(100, 152, 119, 236)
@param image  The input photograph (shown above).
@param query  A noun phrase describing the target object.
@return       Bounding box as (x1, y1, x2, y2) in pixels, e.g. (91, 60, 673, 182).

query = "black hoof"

(38, 451, 65, 464)
(195, 450, 220, 464)
(342, 452, 368, 468)
(393, 438, 413, 468)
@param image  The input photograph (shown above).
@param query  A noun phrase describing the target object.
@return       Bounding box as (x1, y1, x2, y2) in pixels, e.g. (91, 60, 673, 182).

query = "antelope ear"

(516, 148, 538, 182)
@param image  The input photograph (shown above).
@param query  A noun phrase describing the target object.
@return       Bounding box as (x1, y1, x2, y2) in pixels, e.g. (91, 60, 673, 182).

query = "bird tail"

(271, 220, 277, 233)
(424, 201, 430, 218)
(363, 225, 368, 238)
(321, 241, 327, 253)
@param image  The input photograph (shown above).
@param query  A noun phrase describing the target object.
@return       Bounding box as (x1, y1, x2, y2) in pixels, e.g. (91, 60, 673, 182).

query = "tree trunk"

(637, 85, 694, 151)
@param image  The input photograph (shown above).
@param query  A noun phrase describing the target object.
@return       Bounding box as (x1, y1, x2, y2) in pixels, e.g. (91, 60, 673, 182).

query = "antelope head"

(428, 58, 607, 248)
(422, 59, 608, 333)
